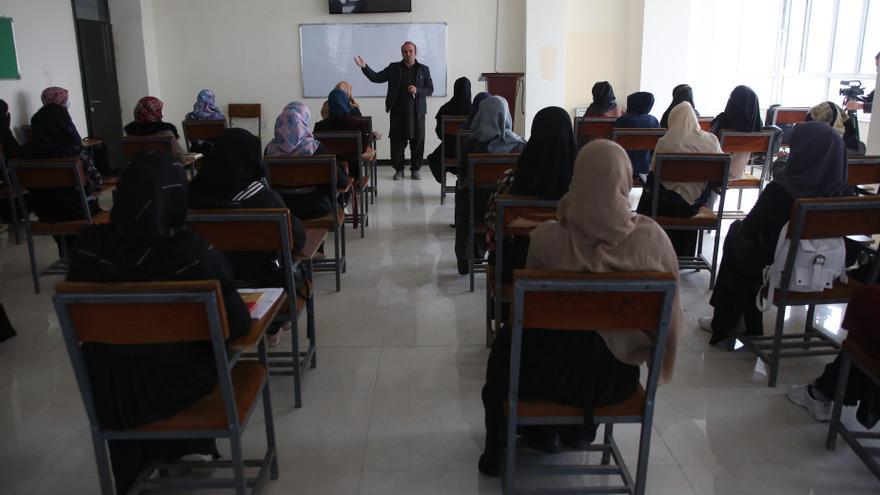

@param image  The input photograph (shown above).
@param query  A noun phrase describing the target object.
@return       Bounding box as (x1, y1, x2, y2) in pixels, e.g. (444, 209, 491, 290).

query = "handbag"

(756, 221, 847, 311)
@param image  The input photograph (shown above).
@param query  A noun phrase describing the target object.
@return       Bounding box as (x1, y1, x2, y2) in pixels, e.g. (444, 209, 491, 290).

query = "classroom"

(1, 0, 880, 493)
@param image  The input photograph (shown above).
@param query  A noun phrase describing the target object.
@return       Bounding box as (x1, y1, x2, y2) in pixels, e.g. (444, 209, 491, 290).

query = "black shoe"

(392, 171, 404, 181)
(478, 453, 500, 477)
(525, 430, 562, 455)
(411, 170, 422, 180)
(457, 258, 470, 275)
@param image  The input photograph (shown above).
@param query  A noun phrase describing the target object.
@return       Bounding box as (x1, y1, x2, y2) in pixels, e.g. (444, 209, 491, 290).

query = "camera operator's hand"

(846, 100, 865, 111)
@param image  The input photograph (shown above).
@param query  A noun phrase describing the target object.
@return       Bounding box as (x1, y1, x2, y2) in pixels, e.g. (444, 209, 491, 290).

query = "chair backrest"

(768, 106, 809, 126)
(187, 208, 297, 293)
(228, 103, 261, 119)
(182, 119, 227, 149)
(314, 131, 364, 155)
(787, 196, 880, 241)
(52, 279, 235, 435)
(698, 117, 714, 131)
(719, 129, 775, 155)
(611, 128, 667, 151)
(263, 154, 338, 191)
(651, 153, 731, 220)
(507, 270, 676, 421)
(455, 129, 474, 162)
(575, 117, 616, 146)
(8, 157, 86, 189)
(120, 135, 177, 161)
(441, 116, 468, 163)
(468, 153, 520, 187)
(494, 196, 559, 300)
(847, 156, 880, 190)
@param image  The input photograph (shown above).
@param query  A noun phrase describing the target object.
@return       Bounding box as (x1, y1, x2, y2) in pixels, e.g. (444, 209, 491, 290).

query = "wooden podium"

(480, 72, 524, 126)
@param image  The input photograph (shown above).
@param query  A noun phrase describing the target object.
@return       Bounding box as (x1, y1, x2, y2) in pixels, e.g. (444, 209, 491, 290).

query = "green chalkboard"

(0, 17, 21, 80)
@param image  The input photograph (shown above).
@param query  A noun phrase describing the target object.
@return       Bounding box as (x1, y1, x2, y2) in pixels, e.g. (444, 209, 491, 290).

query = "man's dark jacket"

(362, 60, 434, 116)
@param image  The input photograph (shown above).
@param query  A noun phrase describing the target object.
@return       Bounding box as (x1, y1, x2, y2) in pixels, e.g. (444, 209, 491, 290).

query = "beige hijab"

(653, 101, 723, 204)
(527, 140, 681, 381)
(320, 81, 360, 120)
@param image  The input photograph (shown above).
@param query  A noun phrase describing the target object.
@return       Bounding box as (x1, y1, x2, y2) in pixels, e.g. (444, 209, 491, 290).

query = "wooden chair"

(826, 338, 880, 482)
(187, 208, 315, 408)
(228, 103, 262, 139)
(352, 116, 379, 204)
(313, 131, 370, 238)
(698, 116, 714, 132)
(53, 280, 280, 495)
(611, 128, 667, 182)
(747, 196, 880, 387)
(503, 270, 676, 495)
(0, 144, 25, 244)
(649, 153, 731, 288)
(182, 119, 227, 152)
(574, 116, 616, 148)
(120, 134, 177, 158)
(264, 154, 346, 291)
(767, 106, 809, 126)
(467, 153, 520, 292)
(719, 128, 779, 218)
(8, 158, 110, 293)
(848, 156, 880, 195)
(439, 116, 468, 204)
(487, 196, 558, 347)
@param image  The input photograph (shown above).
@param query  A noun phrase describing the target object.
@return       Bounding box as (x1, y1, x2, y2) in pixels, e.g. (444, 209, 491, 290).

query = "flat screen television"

(329, 0, 412, 14)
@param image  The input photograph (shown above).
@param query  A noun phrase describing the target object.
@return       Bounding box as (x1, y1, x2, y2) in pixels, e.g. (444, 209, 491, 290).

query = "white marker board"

(299, 23, 447, 98)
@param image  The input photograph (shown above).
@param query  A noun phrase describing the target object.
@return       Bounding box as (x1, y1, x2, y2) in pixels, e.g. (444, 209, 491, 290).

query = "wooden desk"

(296, 228, 327, 262)
(229, 291, 287, 351)
(82, 138, 104, 148)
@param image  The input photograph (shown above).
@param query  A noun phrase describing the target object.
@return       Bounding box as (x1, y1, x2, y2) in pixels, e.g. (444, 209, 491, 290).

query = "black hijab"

(585, 81, 618, 115)
(625, 92, 655, 115)
(511, 106, 574, 199)
(774, 121, 851, 199)
(189, 128, 263, 201)
(441, 77, 472, 116)
(711, 85, 762, 133)
(30, 103, 82, 157)
(660, 84, 698, 128)
(467, 92, 491, 129)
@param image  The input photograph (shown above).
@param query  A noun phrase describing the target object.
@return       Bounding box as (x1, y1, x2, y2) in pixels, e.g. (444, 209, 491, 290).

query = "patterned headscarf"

(133, 96, 164, 123)
(41, 87, 69, 108)
(264, 102, 320, 157)
(185, 89, 225, 120)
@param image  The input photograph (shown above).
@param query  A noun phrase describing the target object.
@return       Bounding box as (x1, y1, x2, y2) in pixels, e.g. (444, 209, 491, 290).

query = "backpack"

(756, 221, 847, 311)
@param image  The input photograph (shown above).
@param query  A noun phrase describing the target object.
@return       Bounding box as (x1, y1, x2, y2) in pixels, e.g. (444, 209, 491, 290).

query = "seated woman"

(184, 89, 226, 154)
(123, 96, 186, 161)
(66, 150, 250, 494)
(264, 101, 348, 220)
(636, 101, 722, 256)
(479, 139, 682, 477)
(485, 106, 574, 282)
(24, 87, 103, 257)
(806, 101, 865, 156)
(314, 88, 372, 179)
(454, 95, 525, 275)
(190, 127, 304, 346)
(613, 91, 659, 174)
(0, 99, 21, 159)
(427, 76, 472, 183)
(699, 122, 852, 345)
(465, 92, 491, 129)
(320, 81, 362, 120)
(659, 84, 700, 129)
(585, 81, 624, 118)
(787, 286, 880, 426)
(709, 85, 763, 179)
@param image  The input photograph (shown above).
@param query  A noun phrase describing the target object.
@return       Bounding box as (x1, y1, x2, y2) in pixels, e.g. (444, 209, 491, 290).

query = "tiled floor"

(0, 175, 877, 494)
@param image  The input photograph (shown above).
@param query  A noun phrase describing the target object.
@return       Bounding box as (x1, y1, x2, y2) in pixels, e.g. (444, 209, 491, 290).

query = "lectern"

(479, 72, 524, 126)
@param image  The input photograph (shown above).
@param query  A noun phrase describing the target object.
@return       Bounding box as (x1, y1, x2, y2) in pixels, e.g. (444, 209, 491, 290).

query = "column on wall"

(524, 0, 568, 138)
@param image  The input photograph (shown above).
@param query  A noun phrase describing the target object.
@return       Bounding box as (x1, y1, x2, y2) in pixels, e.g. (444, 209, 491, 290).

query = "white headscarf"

(653, 101, 723, 204)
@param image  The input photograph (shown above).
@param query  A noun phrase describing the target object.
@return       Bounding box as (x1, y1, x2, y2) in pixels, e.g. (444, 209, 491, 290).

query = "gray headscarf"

(469, 95, 525, 153)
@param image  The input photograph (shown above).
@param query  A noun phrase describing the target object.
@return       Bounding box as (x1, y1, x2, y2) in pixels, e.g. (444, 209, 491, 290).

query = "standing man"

(355, 41, 434, 180)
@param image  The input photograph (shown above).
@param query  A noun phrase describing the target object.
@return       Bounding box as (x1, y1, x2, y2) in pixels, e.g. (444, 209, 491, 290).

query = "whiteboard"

(299, 23, 447, 98)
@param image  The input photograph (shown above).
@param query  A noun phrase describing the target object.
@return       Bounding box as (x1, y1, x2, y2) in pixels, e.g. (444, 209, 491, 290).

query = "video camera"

(840, 80, 865, 100)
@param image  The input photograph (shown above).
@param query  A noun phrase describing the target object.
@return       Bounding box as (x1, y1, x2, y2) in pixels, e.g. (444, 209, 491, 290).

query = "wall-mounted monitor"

(329, 0, 412, 15)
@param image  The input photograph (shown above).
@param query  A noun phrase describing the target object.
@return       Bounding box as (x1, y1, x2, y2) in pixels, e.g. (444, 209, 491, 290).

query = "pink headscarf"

(41, 87, 70, 107)
(264, 102, 320, 157)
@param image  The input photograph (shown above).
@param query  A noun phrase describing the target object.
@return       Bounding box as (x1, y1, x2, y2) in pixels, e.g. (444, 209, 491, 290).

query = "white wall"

(109, 0, 161, 122)
(0, 0, 87, 141)
(639, 0, 691, 120)
(524, 0, 567, 136)
(136, 0, 524, 158)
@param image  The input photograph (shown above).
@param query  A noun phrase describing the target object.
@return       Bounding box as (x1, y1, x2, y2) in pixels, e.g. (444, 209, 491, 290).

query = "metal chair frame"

(743, 196, 880, 387)
(313, 131, 369, 238)
(439, 116, 468, 204)
(264, 155, 346, 292)
(53, 281, 279, 495)
(351, 116, 379, 204)
(650, 153, 731, 289)
(719, 128, 781, 218)
(186, 208, 316, 408)
(503, 271, 676, 495)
